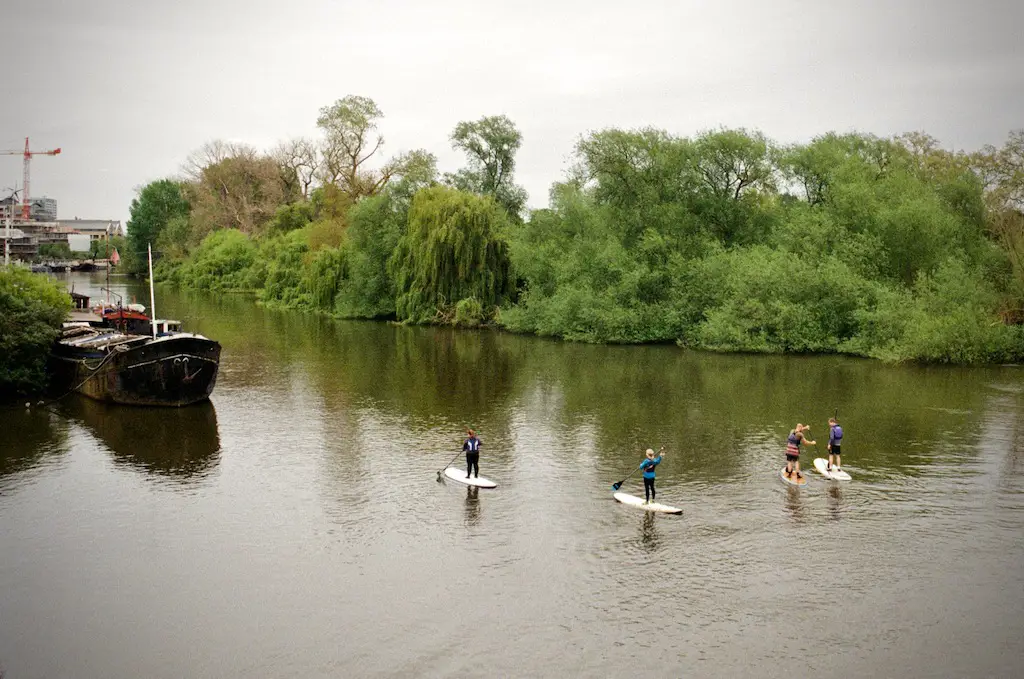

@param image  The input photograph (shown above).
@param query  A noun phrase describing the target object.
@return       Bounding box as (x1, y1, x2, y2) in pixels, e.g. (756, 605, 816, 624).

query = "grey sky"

(3, 0, 1022, 226)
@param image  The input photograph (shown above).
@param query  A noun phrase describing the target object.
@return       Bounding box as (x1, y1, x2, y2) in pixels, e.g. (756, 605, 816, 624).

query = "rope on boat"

(41, 343, 130, 406)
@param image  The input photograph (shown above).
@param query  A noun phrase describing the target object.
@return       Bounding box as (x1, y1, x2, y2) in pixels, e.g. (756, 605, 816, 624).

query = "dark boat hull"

(50, 335, 221, 407)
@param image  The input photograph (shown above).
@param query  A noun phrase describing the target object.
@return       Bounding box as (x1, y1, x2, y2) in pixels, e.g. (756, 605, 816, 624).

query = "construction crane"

(0, 137, 61, 220)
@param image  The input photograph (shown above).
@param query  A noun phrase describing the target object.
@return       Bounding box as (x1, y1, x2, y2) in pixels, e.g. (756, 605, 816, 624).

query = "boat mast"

(147, 243, 156, 339)
(105, 222, 110, 307)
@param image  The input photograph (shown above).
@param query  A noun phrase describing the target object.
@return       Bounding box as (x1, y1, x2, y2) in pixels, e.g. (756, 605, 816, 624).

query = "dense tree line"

(0, 267, 70, 398)
(128, 95, 1024, 363)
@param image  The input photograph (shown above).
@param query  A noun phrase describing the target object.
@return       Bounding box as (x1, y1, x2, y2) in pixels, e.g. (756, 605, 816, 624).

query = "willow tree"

(390, 186, 515, 325)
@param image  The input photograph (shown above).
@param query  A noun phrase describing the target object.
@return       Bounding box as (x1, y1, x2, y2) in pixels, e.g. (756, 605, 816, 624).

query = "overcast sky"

(3, 0, 1022, 226)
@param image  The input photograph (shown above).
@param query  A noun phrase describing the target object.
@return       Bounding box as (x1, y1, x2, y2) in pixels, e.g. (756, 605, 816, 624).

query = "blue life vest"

(641, 457, 661, 479)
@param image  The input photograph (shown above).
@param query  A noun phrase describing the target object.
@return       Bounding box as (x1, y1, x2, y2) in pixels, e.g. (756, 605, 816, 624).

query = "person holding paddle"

(785, 424, 815, 481)
(463, 429, 482, 479)
(640, 447, 665, 504)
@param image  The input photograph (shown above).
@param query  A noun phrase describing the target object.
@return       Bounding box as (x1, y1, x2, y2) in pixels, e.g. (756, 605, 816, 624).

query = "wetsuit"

(640, 455, 662, 502)
(463, 436, 481, 478)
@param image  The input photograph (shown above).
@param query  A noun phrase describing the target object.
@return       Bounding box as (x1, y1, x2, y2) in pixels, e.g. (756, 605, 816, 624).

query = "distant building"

(55, 219, 124, 240)
(30, 197, 57, 221)
(0, 226, 34, 259)
(68, 233, 91, 253)
(0, 197, 123, 260)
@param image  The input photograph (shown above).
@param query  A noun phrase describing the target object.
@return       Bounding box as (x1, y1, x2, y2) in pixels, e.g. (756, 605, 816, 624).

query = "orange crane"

(0, 137, 61, 220)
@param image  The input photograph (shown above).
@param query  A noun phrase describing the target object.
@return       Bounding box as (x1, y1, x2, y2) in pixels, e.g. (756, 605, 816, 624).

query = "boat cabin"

(70, 292, 91, 310)
(152, 319, 183, 336)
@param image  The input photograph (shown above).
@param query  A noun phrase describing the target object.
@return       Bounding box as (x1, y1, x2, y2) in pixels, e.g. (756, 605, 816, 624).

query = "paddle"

(437, 450, 463, 481)
(611, 446, 663, 490)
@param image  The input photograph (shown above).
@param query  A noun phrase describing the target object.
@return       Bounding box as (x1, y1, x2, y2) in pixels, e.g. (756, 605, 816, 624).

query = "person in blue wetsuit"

(463, 429, 481, 478)
(640, 446, 665, 504)
(827, 418, 844, 472)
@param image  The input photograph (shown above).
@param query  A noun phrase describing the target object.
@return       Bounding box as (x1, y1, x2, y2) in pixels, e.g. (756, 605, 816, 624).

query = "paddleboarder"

(827, 418, 844, 472)
(784, 424, 815, 481)
(640, 447, 665, 504)
(463, 429, 481, 479)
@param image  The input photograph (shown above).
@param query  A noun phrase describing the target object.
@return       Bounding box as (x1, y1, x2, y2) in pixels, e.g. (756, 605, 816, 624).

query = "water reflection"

(783, 484, 807, 521)
(60, 272, 1011, 487)
(826, 483, 844, 522)
(0, 406, 68, 487)
(60, 396, 220, 480)
(464, 486, 481, 526)
(638, 512, 661, 552)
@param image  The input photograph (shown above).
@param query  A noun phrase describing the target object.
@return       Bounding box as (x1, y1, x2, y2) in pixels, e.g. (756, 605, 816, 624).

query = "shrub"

(0, 268, 70, 397)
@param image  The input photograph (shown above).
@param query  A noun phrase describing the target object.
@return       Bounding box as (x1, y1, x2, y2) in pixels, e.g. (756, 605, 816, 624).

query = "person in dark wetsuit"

(785, 424, 815, 480)
(827, 418, 844, 472)
(463, 429, 481, 478)
(640, 447, 665, 504)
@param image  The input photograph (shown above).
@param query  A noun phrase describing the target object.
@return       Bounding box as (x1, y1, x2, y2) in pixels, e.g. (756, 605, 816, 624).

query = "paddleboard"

(813, 458, 852, 481)
(612, 492, 683, 515)
(443, 466, 497, 489)
(780, 467, 808, 486)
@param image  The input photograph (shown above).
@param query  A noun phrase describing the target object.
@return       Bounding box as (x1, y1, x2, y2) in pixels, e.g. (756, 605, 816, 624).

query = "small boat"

(49, 292, 221, 407)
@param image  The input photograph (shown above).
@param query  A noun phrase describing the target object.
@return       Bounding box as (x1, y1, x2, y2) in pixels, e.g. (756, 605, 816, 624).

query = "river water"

(1, 272, 1022, 678)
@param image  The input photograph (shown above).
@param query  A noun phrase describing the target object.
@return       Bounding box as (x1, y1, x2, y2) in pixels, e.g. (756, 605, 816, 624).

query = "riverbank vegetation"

(129, 96, 1023, 363)
(0, 268, 71, 398)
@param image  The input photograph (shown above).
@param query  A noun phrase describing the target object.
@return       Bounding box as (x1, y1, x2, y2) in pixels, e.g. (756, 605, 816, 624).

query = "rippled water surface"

(1, 273, 1022, 678)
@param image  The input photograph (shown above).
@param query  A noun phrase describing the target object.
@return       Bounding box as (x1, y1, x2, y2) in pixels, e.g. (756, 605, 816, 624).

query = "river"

(1, 272, 1022, 678)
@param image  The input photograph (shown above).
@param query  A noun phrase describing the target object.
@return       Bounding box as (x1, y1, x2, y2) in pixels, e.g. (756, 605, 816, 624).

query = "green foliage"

(154, 215, 193, 261)
(137, 112, 1022, 364)
(37, 242, 72, 259)
(305, 246, 349, 310)
(88, 236, 127, 261)
(691, 128, 778, 244)
(333, 193, 407, 319)
(445, 115, 528, 218)
(306, 218, 346, 252)
(691, 248, 877, 353)
(855, 258, 1023, 363)
(258, 230, 312, 307)
(266, 201, 315, 236)
(391, 186, 515, 324)
(164, 229, 259, 291)
(311, 183, 353, 222)
(0, 268, 70, 397)
(503, 127, 1020, 362)
(127, 179, 190, 274)
(259, 233, 349, 313)
(454, 297, 484, 327)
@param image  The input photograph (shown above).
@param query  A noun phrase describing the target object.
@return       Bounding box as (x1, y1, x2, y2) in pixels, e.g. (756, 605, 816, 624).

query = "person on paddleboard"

(827, 418, 843, 472)
(784, 424, 815, 480)
(640, 447, 664, 504)
(463, 429, 482, 479)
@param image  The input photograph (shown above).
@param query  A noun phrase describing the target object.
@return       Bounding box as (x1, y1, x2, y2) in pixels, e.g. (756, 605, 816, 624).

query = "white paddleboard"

(813, 458, 852, 481)
(780, 467, 808, 486)
(443, 466, 497, 489)
(612, 492, 683, 515)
